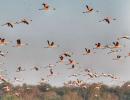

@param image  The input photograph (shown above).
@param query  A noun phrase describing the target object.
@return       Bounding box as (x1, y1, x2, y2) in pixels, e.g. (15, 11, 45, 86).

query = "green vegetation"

(0, 82, 130, 100)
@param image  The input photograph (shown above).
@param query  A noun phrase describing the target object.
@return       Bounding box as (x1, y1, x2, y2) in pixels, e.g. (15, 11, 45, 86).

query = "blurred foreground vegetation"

(0, 81, 130, 100)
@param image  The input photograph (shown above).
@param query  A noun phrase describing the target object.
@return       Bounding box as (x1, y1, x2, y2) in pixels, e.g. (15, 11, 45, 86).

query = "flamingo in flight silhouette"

(16, 19, 32, 25)
(39, 3, 55, 11)
(13, 39, 28, 48)
(1, 22, 14, 28)
(99, 17, 116, 24)
(44, 40, 59, 48)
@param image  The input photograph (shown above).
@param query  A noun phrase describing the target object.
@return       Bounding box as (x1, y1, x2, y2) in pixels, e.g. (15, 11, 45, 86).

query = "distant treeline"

(0, 81, 130, 100)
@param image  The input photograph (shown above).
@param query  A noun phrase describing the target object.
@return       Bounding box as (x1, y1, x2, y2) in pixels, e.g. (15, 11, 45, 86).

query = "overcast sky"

(0, 0, 130, 86)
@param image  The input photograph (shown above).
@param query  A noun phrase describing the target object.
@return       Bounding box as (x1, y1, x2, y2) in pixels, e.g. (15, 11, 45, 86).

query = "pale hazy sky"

(0, 0, 130, 86)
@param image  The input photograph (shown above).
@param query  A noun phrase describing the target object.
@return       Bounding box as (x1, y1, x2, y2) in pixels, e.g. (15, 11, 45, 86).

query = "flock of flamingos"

(0, 0, 130, 95)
